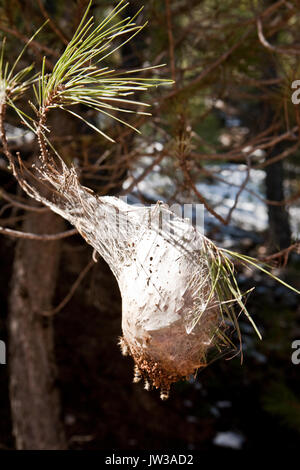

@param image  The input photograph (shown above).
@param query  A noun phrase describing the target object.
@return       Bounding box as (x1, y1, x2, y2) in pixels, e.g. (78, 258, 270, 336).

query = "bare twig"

(0, 189, 49, 212)
(0, 24, 59, 57)
(0, 203, 13, 217)
(224, 158, 251, 224)
(120, 151, 166, 195)
(0, 102, 19, 174)
(0, 226, 77, 240)
(180, 158, 227, 224)
(259, 242, 300, 268)
(199, 166, 300, 207)
(165, 0, 176, 85)
(255, 142, 300, 169)
(37, 0, 69, 45)
(164, 27, 252, 101)
(257, 17, 300, 56)
(0, 214, 27, 225)
(190, 125, 297, 163)
(41, 257, 96, 316)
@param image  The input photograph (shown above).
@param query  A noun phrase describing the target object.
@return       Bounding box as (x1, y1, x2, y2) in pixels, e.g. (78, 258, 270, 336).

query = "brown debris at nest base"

(118, 336, 204, 400)
(118, 336, 129, 356)
(133, 364, 142, 383)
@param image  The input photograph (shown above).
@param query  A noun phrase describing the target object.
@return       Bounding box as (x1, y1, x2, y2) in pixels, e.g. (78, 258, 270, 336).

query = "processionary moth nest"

(13, 160, 234, 399)
(0, 0, 246, 400)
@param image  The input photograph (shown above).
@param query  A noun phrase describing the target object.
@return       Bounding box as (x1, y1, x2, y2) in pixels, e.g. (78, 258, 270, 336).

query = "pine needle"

(35, 1, 172, 140)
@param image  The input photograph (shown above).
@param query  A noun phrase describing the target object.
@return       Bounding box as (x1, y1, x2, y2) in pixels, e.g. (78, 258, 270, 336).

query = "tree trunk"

(8, 210, 67, 450)
(265, 151, 291, 250)
(262, 0, 292, 250)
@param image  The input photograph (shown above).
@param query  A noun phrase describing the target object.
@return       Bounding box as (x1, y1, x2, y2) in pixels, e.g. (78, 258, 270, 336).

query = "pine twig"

(42, 257, 95, 316)
(0, 226, 77, 241)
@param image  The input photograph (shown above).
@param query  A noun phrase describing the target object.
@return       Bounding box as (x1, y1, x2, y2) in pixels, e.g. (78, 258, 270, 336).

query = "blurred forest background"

(0, 0, 300, 452)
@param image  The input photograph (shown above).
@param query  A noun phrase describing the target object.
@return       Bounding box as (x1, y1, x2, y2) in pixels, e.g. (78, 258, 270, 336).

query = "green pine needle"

(197, 238, 299, 361)
(0, 21, 47, 106)
(37, 1, 172, 140)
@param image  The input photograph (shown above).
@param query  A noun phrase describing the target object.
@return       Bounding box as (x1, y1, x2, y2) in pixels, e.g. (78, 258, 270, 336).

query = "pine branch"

(35, 0, 172, 142)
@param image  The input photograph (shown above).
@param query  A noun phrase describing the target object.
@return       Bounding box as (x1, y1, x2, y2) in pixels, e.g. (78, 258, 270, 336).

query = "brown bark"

(8, 210, 67, 450)
(265, 151, 291, 250)
(262, 1, 292, 250)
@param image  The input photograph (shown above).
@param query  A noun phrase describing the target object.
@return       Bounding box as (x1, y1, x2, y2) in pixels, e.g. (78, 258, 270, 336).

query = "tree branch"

(37, 0, 69, 45)
(0, 189, 49, 213)
(0, 23, 59, 57)
(257, 17, 300, 55)
(0, 226, 77, 241)
(165, 0, 176, 85)
(42, 257, 95, 316)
